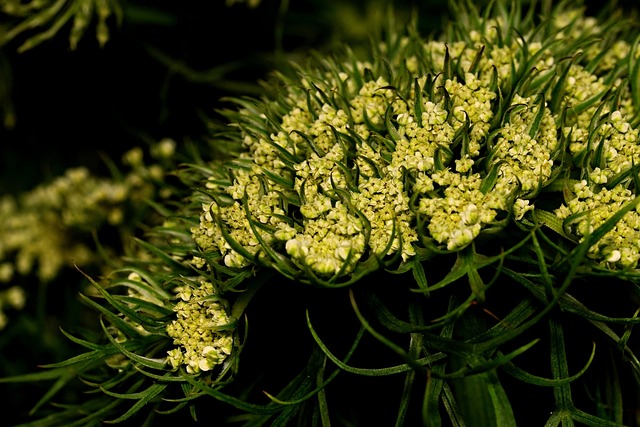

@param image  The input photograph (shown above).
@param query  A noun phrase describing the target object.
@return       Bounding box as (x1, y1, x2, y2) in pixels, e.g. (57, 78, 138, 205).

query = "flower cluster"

(166, 280, 234, 374)
(0, 140, 178, 334)
(192, 4, 640, 280)
(555, 182, 640, 268)
(543, 12, 640, 269)
(554, 105, 640, 269)
(0, 139, 176, 283)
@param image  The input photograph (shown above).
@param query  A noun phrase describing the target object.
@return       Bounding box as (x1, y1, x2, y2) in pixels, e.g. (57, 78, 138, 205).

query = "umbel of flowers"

(194, 5, 638, 280)
(4, 1, 640, 425)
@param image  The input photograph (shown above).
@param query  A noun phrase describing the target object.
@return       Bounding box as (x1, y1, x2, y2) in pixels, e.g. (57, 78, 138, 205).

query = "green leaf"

(527, 93, 546, 139)
(264, 314, 362, 407)
(628, 34, 640, 125)
(385, 103, 402, 143)
(414, 78, 424, 127)
(77, 292, 145, 339)
(307, 312, 446, 376)
(502, 342, 596, 387)
(421, 298, 456, 427)
(549, 319, 573, 410)
(105, 382, 168, 424)
(395, 316, 423, 426)
(181, 374, 282, 415)
(410, 258, 429, 294)
(480, 160, 506, 194)
(349, 288, 430, 374)
(443, 340, 539, 380)
(426, 244, 497, 300)
(99, 318, 168, 371)
(131, 237, 190, 273)
(441, 382, 467, 426)
(570, 409, 629, 427)
(316, 357, 332, 427)
(534, 209, 575, 241)
(25, 360, 102, 416)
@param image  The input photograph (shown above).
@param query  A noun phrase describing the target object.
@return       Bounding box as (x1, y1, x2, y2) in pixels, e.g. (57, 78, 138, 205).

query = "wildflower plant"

(3, 0, 640, 425)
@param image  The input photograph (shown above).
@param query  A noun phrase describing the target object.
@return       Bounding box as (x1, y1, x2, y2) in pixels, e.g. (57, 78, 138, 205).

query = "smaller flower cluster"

(0, 140, 178, 332)
(0, 139, 177, 283)
(554, 108, 640, 269)
(417, 170, 505, 251)
(491, 94, 559, 194)
(555, 182, 640, 268)
(166, 280, 233, 374)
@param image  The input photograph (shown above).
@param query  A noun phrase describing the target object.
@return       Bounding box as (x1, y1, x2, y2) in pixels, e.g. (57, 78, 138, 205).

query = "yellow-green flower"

(166, 280, 233, 374)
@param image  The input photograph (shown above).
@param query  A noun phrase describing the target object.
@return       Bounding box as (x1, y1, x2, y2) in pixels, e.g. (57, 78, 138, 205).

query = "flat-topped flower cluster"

(191, 4, 640, 288)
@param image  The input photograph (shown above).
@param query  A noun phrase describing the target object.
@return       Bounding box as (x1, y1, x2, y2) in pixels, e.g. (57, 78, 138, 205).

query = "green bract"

(3, 1, 640, 426)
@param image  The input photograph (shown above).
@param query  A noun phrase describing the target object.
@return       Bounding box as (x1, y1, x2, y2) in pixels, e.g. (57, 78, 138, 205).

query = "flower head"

(192, 6, 594, 280)
(166, 280, 233, 374)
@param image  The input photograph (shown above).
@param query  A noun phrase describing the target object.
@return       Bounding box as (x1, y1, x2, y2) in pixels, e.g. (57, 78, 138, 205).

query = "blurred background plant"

(1, 0, 640, 426)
